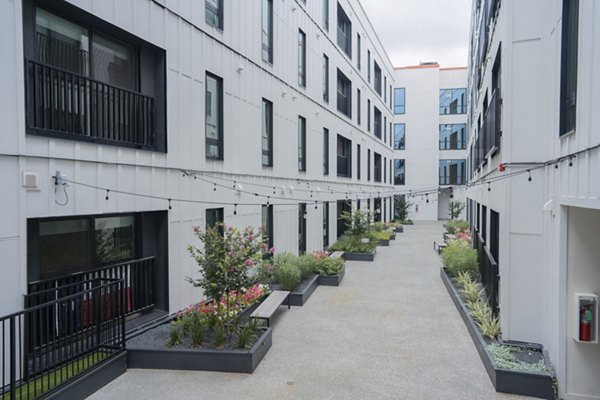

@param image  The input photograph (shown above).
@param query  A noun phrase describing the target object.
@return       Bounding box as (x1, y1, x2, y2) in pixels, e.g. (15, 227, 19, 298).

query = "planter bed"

(394, 226, 404, 233)
(126, 324, 272, 374)
(390, 233, 397, 240)
(318, 267, 345, 287)
(343, 248, 376, 262)
(269, 274, 320, 307)
(378, 239, 390, 246)
(440, 268, 556, 399)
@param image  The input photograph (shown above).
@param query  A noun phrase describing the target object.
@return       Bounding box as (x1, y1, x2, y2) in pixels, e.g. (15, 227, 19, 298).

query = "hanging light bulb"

(213, 183, 217, 192)
(527, 170, 532, 182)
(105, 190, 110, 200)
(234, 204, 238, 215)
(487, 183, 491, 192)
(168, 199, 172, 210)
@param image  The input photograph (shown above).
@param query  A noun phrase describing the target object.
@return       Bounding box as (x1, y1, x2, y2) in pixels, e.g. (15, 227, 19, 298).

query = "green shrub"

(371, 222, 386, 232)
(444, 220, 470, 234)
(468, 299, 492, 324)
(295, 254, 317, 279)
(314, 256, 344, 276)
(441, 242, 478, 278)
(454, 271, 473, 289)
(461, 281, 484, 304)
(253, 261, 276, 284)
(329, 235, 376, 253)
(478, 314, 501, 339)
(367, 230, 392, 241)
(274, 260, 302, 290)
(273, 252, 297, 268)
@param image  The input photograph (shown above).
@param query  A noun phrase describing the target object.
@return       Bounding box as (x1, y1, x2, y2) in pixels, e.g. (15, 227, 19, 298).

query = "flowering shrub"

(187, 223, 267, 333)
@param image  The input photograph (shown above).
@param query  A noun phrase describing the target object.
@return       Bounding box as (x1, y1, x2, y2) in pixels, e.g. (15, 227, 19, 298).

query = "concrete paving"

(89, 221, 526, 400)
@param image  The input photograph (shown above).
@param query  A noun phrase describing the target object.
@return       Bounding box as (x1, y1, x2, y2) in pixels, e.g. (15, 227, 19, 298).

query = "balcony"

(26, 60, 155, 149)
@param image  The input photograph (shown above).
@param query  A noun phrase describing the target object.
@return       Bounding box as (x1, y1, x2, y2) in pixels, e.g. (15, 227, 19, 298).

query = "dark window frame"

(323, 54, 329, 102)
(439, 88, 467, 115)
(336, 69, 352, 118)
(394, 88, 405, 114)
(559, 0, 579, 136)
(394, 159, 405, 186)
(336, 134, 352, 178)
(261, 0, 273, 63)
(205, 0, 224, 30)
(336, 2, 352, 58)
(262, 98, 273, 167)
(298, 29, 306, 88)
(205, 71, 224, 160)
(323, 128, 329, 175)
(298, 116, 307, 172)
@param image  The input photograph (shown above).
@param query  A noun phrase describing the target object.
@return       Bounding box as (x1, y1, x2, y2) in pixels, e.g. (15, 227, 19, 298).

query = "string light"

(527, 170, 532, 182)
(569, 157, 573, 167)
(168, 199, 172, 210)
(488, 183, 491, 192)
(105, 190, 110, 200)
(234, 204, 238, 215)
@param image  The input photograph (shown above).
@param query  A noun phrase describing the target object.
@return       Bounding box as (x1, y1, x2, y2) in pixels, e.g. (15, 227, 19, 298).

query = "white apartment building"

(0, 0, 395, 321)
(466, 0, 600, 398)
(392, 63, 468, 221)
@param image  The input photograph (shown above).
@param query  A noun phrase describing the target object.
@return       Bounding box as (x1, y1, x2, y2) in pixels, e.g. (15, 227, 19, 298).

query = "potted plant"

(312, 250, 345, 286)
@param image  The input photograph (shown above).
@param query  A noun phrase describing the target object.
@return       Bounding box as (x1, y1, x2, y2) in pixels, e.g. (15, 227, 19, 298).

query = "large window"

(439, 124, 466, 150)
(439, 88, 467, 114)
(337, 69, 352, 118)
(29, 7, 165, 150)
(367, 50, 371, 82)
(262, 205, 274, 250)
(560, 0, 579, 136)
(394, 88, 405, 114)
(374, 152, 382, 182)
(299, 203, 307, 255)
(374, 107, 382, 138)
(356, 33, 361, 70)
(206, 208, 224, 229)
(357, 89, 361, 124)
(298, 30, 306, 87)
(337, 200, 351, 238)
(394, 123, 405, 150)
(323, 54, 329, 102)
(367, 99, 371, 131)
(298, 116, 306, 171)
(205, 0, 223, 30)
(206, 72, 223, 160)
(323, 128, 329, 175)
(323, 202, 330, 248)
(262, 98, 273, 166)
(356, 144, 361, 180)
(323, 0, 329, 31)
(261, 0, 273, 63)
(374, 61, 382, 96)
(337, 134, 352, 178)
(367, 149, 371, 181)
(384, 156, 387, 183)
(439, 159, 466, 185)
(336, 3, 352, 58)
(394, 159, 405, 185)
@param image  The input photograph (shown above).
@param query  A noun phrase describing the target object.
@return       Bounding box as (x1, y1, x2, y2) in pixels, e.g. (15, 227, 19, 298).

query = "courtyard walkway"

(90, 221, 524, 400)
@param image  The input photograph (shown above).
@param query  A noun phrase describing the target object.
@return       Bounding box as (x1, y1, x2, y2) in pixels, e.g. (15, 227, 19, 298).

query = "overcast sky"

(359, 0, 472, 68)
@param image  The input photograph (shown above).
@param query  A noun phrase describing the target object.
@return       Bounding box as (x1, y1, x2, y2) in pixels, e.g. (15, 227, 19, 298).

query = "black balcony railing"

(1, 279, 125, 400)
(26, 257, 155, 318)
(473, 228, 499, 316)
(26, 59, 155, 149)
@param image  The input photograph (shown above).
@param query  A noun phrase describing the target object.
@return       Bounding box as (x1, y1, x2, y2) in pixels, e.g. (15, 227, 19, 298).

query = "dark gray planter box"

(288, 274, 320, 306)
(127, 327, 273, 374)
(440, 268, 556, 399)
(318, 267, 345, 286)
(390, 233, 397, 240)
(378, 239, 390, 246)
(47, 352, 127, 400)
(343, 248, 376, 261)
(394, 226, 404, 233)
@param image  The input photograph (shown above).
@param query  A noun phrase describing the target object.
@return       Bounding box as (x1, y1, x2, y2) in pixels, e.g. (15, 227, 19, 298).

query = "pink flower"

(248, 235, 255, 241)
(269, 247, 276, 254)
(245, 259, 254, 267)
(193, 225, 200, 233)
(260, 243, 268, 250)
(229, 266, 235, 272)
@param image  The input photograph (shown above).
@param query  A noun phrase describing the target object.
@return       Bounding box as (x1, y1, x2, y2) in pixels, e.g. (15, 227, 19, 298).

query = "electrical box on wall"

(574, 293, 598, 343)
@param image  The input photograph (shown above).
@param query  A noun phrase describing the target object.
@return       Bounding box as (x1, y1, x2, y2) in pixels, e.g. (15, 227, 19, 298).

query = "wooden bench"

(250, 290, 290, 327)
(330, 251, 345, 259)
(433, 241, 448, 254)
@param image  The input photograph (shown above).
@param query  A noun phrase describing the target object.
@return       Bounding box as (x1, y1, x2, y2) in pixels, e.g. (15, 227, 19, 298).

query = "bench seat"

(250, 290, 290, 327)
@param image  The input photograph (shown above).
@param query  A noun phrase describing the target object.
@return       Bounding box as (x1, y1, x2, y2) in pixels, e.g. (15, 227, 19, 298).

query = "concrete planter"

(378, 239, 390, 246)
(390, 232, 397, 240)
(318, 267, 345, 286)
(343, 248, 376, 261)
(127, 327, 273, 374)
(394, 226, 404, 233)
(440, 268, 556, 399)
(288, 274, 320, 306)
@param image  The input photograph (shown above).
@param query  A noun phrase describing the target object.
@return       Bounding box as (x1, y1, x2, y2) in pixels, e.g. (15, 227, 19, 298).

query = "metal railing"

(26, 59, 155, 148)
(1, 279, 125, 400)
(473, 228, 500, 316)
(27, 257, 155, 318)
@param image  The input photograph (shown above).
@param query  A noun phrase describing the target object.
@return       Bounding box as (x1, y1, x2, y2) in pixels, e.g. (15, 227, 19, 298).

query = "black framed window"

(439, 88, 467, 114)
(394, 123, 405, 150)
(374, 107, 382, 138)
(262, 205, 274, 249)
(384, 77, 387, 100)
(394, 88, 405, 114)
(367, 99, 371, 131)
(298, 30, 306, 87)
(336, 2, 352, 58)
(262, 98, 273, 167)
(389, 84, 393, 110)
(367, 50, 371, 82)
(482, 205, 487, 242)
(206, 72, 223, 160)
(356, 33, 361, 70)
(374, 61, 382, 96)
(337, 200, 351, 238)
(384, 116, 387, 144)
(262, 0, 273, 63)
(367, 149, 371, 181)
(337, 134, 352, 178)
(299, 203, 307, 255)
(205, 0, 223, 30)
(374, 152, 382, 182)
(323, 0, 329, 30)
(439, 124, 466, 150)
(439, 159, 466, 185)
(389, 159, 393, 183)
(490, 209, 499, 262)
(560, 0, 579, 136)
(384, 156, 387, 183)
(394, 159, 405, 185)
(356, 144, 361, 180)
(357, 89, 361, 124)
(298, 116, 306, 171)
(323, 54, 329, 102)
(206, 208, 224, 230)
(323, 128, 329, 175)
(323, 201, 330, 248)
(336, 69, 352, 118)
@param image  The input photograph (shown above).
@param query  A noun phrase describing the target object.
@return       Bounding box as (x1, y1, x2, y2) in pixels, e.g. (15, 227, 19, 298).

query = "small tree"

(394, 195, 413, 221)
(448, 200, 466, 220)
(187, 223, 266, 333)
(341, 208, 373, 237)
